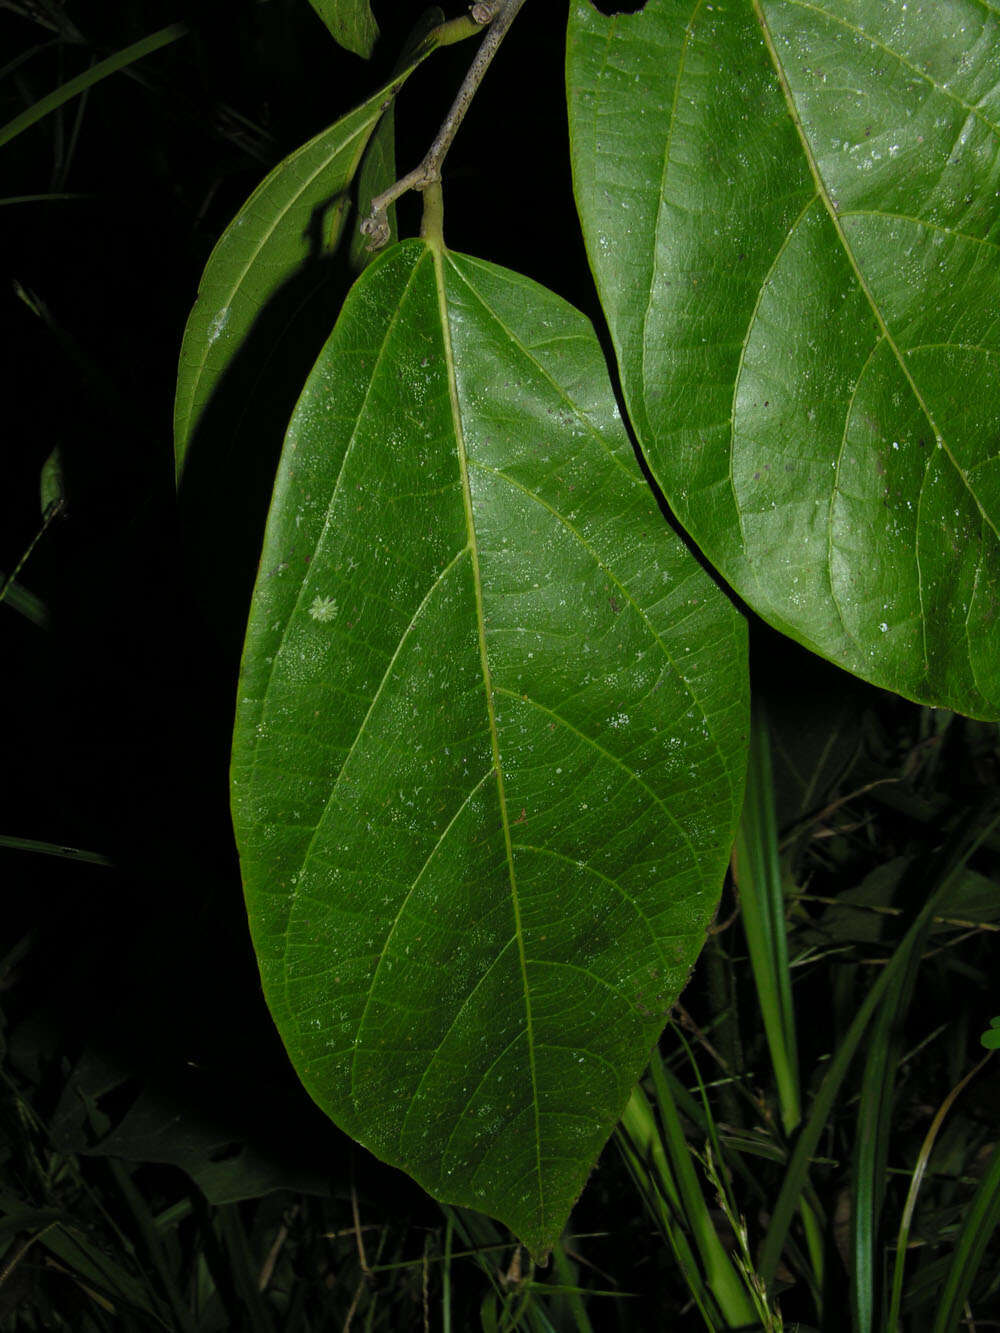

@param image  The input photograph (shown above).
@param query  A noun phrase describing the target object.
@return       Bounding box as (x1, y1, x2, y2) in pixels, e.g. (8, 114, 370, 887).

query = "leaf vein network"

(250, 256, 426, 766)
(729, 190, 817, 619)
(492, 685, 704, 883)
(468, 457, 734, 798)
(640, 0, 706, 444)
(827, 333, 891, 666)
(841, 210, 1000, 255)
(396, 936, 521, 1147)
(756, 0, 1000, 553)
(778, 0, 1000, 138)
(447, 256, 639, 485)
(437, 1027, 533, 1171)
(509, 840, 673, 976)
(348, 766, 495, 1098)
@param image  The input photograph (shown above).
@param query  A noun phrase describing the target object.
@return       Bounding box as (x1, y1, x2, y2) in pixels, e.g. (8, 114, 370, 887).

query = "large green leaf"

(567, 0, 1000, 719)
(173, 69, 411, 481)
(231, 238, 748, 1256)
(305, 0, 378, 59)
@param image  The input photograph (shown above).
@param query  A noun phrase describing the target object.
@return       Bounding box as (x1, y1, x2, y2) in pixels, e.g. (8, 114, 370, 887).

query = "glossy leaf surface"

(567, 0, 1000, 718)
(305, 0, 377, 59)
(231, 239, 748, 1255)
(174, 71, 411, 480)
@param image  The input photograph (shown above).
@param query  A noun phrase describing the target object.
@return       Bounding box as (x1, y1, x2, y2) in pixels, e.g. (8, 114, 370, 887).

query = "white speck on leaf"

(207, 306, 230, 345)
(308, 595, 339, 623)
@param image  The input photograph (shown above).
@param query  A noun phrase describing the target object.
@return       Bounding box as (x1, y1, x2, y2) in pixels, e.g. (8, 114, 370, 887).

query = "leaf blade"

(567, 0, 1000, 718)
(232, 240, 749, 1255)
(305, 0, 378, 59)
(173, 69, 414, 481)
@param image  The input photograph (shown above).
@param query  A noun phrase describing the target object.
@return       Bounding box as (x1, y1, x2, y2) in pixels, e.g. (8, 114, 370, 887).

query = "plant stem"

(421, 180, 445, 248)
(362, 0, 529, 249)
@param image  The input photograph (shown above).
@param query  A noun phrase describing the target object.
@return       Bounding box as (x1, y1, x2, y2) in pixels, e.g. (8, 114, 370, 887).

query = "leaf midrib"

(431, 243, 546, 1230)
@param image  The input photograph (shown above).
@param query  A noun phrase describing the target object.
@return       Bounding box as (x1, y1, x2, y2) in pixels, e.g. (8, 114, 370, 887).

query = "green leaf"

(305, 0, 378, 59)
(231, 239, 748, 1256)
(0, 577, 49, 629)
(567, 0, 1000, 719)
(173, 66, 418, 482)
(74, 1084, 328, 1205)
(40, 445, 66, 517)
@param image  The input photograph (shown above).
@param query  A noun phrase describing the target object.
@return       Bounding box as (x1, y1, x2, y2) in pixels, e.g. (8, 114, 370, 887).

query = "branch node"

(361, 0, 529, 251)
(360, 212, 391, 251)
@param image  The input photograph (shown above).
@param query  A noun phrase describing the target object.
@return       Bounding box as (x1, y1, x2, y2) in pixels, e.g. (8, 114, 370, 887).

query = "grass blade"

(106, 1159, 196, 1333)
(759, 806, 1000, 1292)
(0, 192, 91, 205)
(734, 706, 800, 1133)
(647, 1051, 757, 1328)
(0, 577, 50, 628)
(734, 706, 824, 1304)
(0, 23, 188, 149)
(38, 1222, 168, 1326)
(0, 834, 112, 865)
(617, 1089, 722, 1330)
(217, 1203, 274, 1333)
(442, 1214, 454, 1333)
(851, 803, 999, 1333)
(547, 1246, 595, 1333)
(851, 888, 933, 1332)
(930, 1140, 1000, 1333)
